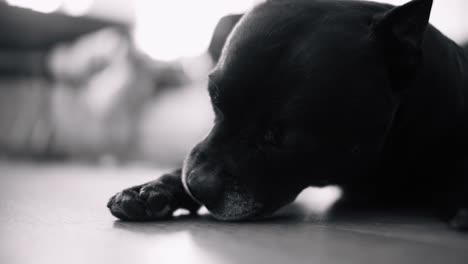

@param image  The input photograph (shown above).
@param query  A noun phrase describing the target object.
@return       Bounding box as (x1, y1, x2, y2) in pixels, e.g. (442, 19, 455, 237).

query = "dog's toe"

(108, 189, 149, 221)
(140, 187, 173, 218)
(450, 209, 468, 231)
(108, 185, 174, 221)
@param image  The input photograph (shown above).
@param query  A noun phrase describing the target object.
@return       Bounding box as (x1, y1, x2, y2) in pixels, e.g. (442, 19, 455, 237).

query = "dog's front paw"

(107, 184, 173, 221)
(450, 209, 468, 231)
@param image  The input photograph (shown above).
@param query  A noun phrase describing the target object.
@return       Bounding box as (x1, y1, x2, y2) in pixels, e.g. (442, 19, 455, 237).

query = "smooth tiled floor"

(1, 162, 467, 264)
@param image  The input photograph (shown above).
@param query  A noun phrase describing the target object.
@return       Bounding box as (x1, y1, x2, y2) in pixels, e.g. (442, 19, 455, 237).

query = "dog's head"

(183, 0, 433, 220)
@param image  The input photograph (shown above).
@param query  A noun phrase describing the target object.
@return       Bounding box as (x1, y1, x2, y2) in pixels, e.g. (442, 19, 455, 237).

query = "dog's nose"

(186, 165, 224, 205)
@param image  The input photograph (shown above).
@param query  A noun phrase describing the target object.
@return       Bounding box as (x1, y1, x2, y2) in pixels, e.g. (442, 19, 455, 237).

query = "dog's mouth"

(206, 192, 265, 221)
(205, 191, 298, 221)
(182, 165, 299, 221)
(181, 164, 269, 221)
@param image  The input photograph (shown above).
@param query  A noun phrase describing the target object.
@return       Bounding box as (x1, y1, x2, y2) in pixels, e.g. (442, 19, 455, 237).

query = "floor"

(1, 161, 467, 264)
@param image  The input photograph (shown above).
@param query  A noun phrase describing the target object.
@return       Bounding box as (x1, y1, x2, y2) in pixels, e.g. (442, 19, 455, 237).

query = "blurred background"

(0, 0, 467, 168)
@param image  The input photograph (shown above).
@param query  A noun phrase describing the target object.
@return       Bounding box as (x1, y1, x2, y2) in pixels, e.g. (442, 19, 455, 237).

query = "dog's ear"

(208, 14, 244, 63)
(372, 0, 433, 90)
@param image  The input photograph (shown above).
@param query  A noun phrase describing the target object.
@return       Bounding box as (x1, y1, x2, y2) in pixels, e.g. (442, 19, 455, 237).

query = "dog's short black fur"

(108, 0, 468, 229)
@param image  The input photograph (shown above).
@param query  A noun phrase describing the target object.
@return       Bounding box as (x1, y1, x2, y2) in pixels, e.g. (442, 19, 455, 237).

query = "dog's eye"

(263, 127, 282, 146)
(263, 126, 307, 149)
(264, 130, 276, 144)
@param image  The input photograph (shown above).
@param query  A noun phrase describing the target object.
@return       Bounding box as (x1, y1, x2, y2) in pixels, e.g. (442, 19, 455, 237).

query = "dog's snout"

(186, 165, 224, 205)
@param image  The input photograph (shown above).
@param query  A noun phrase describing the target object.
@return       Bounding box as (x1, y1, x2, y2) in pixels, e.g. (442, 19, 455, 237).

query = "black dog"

(108, 0, 468, 229)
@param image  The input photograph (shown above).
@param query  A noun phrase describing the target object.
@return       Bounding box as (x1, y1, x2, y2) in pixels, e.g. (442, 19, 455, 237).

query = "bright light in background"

(135, 0, 467, 61)
(6, 0, 63, 13)
(62, 0, 94, 16)
(134, 0, 263, 62)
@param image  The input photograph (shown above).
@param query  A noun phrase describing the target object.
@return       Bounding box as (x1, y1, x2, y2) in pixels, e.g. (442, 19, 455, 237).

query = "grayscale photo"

(0, 0, 467, 263)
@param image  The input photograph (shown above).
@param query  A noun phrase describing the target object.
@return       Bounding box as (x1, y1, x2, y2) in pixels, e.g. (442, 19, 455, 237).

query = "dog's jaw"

(182, 153, 269, 220)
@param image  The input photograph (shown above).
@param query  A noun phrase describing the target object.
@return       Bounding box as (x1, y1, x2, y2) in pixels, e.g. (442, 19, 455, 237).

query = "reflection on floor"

(0, 161, 467, 264)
